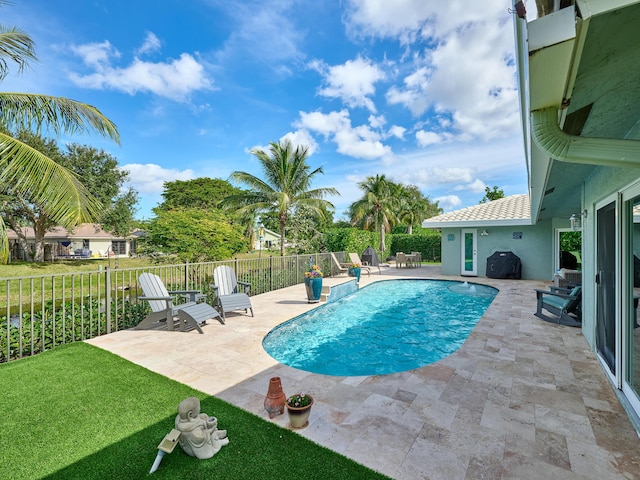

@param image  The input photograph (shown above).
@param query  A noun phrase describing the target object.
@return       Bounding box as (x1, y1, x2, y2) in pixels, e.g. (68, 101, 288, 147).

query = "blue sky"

(3, 0, 530, 220)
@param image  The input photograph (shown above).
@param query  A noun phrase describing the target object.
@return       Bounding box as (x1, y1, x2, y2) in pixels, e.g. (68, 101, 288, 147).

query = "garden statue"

(174, 397, 229, 459)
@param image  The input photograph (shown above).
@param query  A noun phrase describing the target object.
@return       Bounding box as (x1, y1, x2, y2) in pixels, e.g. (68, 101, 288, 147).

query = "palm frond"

(0, 132, 103, 226)
(0, 93, 120, 143)
(0, 27, 36, 80)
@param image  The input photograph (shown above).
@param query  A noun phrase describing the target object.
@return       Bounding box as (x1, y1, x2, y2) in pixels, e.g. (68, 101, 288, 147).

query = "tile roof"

(422, 194, 531, 228)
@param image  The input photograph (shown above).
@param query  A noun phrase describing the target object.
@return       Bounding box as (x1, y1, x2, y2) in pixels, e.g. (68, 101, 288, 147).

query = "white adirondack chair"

(211, 266, 254, 322)
(136, 273, 221, 333)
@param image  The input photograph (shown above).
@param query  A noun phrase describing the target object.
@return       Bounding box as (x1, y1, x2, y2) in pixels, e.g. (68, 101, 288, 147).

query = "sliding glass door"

(596, 201, 617, 376)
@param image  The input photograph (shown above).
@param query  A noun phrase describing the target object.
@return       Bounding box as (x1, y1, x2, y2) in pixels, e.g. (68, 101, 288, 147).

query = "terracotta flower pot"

(264, 377, 286, 419)
(286, 394, 314, 428)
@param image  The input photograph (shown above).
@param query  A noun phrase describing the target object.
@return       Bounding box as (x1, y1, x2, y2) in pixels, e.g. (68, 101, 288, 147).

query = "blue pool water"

(262, 279, 497, 376)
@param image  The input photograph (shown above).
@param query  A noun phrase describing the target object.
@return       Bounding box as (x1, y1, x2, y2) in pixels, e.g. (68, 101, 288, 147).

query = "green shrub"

(390, 231, 441, 262)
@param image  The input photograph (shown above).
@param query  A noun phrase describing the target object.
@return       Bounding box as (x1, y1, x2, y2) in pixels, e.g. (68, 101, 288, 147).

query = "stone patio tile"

(396, 436, 469, 480)
(534, 404, 595, 442)
(85, 267, 640, 480)
(480, 400, 536, 441)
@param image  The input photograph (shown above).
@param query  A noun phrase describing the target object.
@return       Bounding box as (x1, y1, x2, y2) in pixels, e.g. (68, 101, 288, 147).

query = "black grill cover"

(361, 246, 379, 267)
(486, 251, 521, 279)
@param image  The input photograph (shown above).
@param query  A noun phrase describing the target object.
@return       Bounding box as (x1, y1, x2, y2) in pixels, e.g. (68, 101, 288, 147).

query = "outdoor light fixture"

(570, 210, 587, 231)
(480, 229, 490, 236)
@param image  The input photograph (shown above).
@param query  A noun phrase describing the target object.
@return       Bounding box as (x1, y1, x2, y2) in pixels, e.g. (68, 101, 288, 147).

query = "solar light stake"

(149, 428, 181, 474)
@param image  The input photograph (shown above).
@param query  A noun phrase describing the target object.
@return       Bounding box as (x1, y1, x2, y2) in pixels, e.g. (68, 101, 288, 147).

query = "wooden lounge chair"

(330, 252, 349, 276)
(211, 265, 254, 322)
(534, 285, 582, 327)
(136, 273, 221, 333)
(348, 252, 373, 275)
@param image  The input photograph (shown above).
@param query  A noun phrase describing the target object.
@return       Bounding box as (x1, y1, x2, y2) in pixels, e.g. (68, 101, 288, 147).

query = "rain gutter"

(531, 107, 640, 167)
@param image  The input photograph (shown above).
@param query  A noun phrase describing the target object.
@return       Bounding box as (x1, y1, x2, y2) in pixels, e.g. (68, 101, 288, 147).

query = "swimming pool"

(262, 279, 497, 376)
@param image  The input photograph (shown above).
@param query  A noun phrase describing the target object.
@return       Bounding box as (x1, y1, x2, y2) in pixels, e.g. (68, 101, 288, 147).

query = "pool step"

(320, 285, 331, 302)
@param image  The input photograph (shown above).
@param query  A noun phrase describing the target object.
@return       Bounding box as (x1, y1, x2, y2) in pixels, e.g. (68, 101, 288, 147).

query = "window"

(112, 241, 126, 255)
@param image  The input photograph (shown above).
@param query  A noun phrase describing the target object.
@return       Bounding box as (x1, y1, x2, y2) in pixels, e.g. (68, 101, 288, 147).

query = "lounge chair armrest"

(139, 295, 172, 301)
(238, 281, 251, 294)
(168, 289, 200, 295)
(535, 289, 576, 300)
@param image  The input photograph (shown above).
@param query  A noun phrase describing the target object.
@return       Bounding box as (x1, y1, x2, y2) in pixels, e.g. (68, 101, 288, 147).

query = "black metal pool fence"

(0, 252, 346, 363)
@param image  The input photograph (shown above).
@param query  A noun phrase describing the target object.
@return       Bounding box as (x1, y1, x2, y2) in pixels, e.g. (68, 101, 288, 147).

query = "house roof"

(421, 194, 531, 228)
(7, 224, 130, 241)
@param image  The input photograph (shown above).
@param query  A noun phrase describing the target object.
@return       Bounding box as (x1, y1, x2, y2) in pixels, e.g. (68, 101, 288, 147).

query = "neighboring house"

(7, 224, 133, 261)
(510, 1, 640, 426)
(252, 227, 281, 251)
(422, 194, 564, 280)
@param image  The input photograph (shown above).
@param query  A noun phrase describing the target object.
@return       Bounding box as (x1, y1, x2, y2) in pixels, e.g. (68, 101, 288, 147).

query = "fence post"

(105, 267, 111, 334)
(269, 256, 273, 292)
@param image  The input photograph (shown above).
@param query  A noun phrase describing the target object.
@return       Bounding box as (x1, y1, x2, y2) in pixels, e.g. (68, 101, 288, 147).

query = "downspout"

(531, 107, 640, 167)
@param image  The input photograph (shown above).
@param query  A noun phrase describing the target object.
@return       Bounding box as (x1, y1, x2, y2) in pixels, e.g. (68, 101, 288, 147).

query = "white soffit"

(528, 8, 576, 111)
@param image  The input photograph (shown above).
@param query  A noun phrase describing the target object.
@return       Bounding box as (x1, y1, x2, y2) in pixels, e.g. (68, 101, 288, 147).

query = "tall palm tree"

(351, 174, 397, 252)
(222, 140, 339, 256)
(0, 4, 119, 261)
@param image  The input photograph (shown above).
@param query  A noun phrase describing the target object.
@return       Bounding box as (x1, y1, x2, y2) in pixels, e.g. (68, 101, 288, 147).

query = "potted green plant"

(347, 262, 361, 282)
(286, 393, 314, 428)
(304, 264, 323, 303)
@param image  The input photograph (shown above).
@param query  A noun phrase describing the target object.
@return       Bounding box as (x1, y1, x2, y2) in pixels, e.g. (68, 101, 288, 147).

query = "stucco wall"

(580, 166, 640, 348)
(439, 221, 553, 280)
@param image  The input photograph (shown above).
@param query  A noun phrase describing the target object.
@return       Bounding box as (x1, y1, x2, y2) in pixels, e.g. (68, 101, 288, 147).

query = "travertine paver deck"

(86, 266, 640, 479)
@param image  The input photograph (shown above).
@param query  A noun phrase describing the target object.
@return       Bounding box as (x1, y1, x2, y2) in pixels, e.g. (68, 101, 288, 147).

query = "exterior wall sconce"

(570, 210, 587, 231)
(480, 229, 489, 236)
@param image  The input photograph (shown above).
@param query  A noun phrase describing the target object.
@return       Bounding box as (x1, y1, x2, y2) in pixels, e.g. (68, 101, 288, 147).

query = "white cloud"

(69, 37, 213, 102)
(458, 179, 486, 193)
(435, 195, 462, 211)
(280, 130, 319, 155)
(388, 125, 406, 139)
(344, 0, 509, 41)
(416, 130, 444, 147)
(296, 109, 393, 160)
(122, 163, 194, 194)
(70, 41, 120, 69)
(312, 56, 385, 112)
(433, 167, 474, 184)
(344, 0, 519, 143)
(135, 32, 162, 56)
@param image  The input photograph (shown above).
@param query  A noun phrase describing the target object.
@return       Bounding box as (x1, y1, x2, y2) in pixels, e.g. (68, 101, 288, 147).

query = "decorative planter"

(348, 267, 361, 282)
(286, 394, 314, 428)
(305, 277, 323, 303)
(264, 376, 286, 419)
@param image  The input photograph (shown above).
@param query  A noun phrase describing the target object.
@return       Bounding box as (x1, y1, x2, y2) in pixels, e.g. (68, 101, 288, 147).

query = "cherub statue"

(175, 397, 229, 459)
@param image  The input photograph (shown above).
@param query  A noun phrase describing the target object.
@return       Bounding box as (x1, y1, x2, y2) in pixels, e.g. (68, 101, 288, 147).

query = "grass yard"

(0, 342, 390, 480)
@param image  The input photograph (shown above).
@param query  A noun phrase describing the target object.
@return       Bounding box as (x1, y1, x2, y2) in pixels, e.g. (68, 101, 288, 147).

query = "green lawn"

(0, 343, 390, 480)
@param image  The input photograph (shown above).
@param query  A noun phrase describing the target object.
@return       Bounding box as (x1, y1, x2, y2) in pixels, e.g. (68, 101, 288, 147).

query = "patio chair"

(534, 285, 582, 327)
(330, 252, 349, 276)
(136, 273, 221, 333)
(348, 252, 373, 275)
(211, 265, 254, 322)
(395, 252, 413, 268)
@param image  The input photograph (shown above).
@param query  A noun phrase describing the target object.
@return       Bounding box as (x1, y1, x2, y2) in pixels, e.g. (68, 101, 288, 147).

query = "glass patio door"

(596, 201, 617, 376)
(622, 191, 640, 412)
(461, 229, 477, 276)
